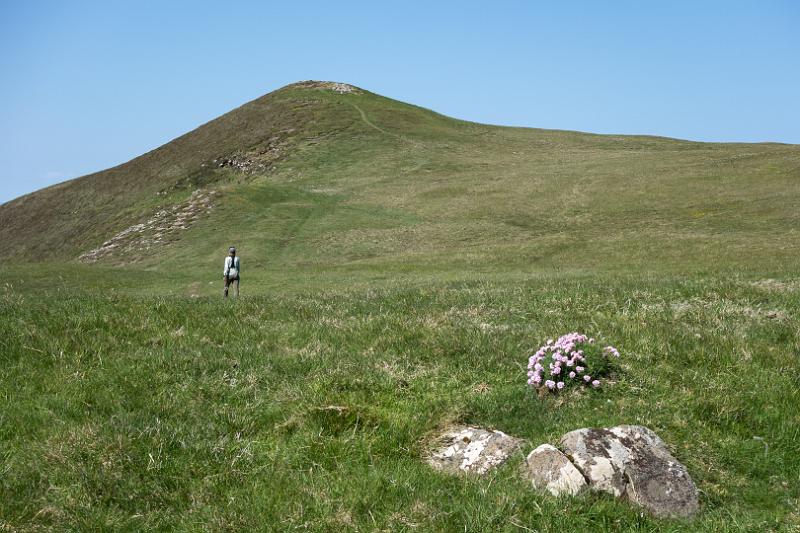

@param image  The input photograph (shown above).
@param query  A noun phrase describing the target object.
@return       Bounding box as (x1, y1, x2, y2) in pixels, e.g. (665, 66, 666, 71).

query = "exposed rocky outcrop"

(79, 189, 218, 263)
(203, 128, 296, 177)
(211, 155, 264, 172)
(291, 81, 360, 94)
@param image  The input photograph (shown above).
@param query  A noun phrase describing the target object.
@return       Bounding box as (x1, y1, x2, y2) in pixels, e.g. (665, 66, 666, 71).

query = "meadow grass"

(2, 271, 799, 531)
(2, 82, 799, 531)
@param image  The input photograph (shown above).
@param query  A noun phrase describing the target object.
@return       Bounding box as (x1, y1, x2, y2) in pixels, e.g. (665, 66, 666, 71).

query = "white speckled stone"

(427, 426, 522, 475)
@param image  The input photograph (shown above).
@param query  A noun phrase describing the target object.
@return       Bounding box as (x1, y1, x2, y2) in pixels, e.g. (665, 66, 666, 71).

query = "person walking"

(223, 246, 240, 298)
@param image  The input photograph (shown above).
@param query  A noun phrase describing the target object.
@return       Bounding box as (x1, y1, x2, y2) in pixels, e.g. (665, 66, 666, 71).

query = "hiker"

(223, 246, 240, 298)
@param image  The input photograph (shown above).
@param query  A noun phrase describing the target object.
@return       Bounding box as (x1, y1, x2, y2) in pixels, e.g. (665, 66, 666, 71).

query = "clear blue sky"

(1, 1, 798, 204)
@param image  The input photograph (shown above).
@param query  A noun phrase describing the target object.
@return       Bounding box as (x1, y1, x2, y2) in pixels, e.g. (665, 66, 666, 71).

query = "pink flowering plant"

(527, 332, 620, 393)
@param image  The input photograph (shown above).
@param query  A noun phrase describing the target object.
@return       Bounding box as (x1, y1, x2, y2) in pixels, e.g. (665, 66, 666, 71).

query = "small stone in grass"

(521, 444, 587, 496)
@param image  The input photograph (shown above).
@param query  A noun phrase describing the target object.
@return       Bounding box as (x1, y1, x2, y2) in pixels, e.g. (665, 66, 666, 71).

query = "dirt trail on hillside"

(350, 102, 421, 147)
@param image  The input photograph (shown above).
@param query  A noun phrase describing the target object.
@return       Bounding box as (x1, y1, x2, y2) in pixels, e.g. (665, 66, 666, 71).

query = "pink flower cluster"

(526, 332, 620, 392)
(603, 345, 621, 358)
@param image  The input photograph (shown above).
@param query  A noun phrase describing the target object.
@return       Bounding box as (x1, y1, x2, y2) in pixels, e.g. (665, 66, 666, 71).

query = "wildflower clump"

(527, 332, 620, 393)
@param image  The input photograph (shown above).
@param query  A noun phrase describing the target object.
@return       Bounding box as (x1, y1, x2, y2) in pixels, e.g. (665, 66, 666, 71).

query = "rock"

(521, 444, 587, 496)
(560, 425, 698, 518)
(292, 81, 360, 94)
(560, 428, 627, 497)
(78, 189, 218, 262)
(427, 425, 522, 475)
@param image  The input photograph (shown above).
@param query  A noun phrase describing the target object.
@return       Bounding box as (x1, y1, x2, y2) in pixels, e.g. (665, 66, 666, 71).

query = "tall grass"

(2, 274, 798, 530)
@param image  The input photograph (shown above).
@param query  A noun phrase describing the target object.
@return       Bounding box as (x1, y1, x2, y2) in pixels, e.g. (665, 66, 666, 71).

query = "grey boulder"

(521, 444, 587, 496)
(560, 425, 699, 518)
(427, 425, 522, 475)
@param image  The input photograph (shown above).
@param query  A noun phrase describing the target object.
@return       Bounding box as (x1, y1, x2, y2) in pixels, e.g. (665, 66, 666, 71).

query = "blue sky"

(1, 1, 798, 204)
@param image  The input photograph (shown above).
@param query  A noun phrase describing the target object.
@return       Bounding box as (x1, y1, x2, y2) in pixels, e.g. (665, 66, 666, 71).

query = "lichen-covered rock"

(427, 425, 522, 475)
(560, 425, 698, 518)
(521, 444, 587, 496)
(560, 428, 628, 496)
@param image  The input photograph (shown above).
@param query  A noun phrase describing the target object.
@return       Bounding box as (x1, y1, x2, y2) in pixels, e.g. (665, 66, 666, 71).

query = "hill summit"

(1, 81, 798, 274)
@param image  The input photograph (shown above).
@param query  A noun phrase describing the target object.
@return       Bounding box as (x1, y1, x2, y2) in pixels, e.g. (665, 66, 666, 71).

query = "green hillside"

(2, 83, 800, 531)
(2, 81, 798, 283)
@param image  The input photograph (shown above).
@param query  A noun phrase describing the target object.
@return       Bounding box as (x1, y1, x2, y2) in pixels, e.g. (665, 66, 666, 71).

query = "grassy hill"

(1, 82, 800, 531)
(1, 80, 798, 283)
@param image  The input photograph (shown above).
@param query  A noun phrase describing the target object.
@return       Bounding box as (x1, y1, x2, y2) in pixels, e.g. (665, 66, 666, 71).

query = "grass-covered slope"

(2, 277, 799, 530)
(1, 81, 798, 276)
(2, 82, 800, 531)
(0, 82, 372, 260)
